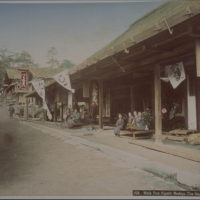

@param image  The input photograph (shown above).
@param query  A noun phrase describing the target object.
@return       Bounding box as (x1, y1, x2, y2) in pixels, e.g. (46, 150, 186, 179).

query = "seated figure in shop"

(136, 111, 145, 130)
(64, 108, 71, 123)
(66, 108, 81, 128)
(125, 111, 139, 130)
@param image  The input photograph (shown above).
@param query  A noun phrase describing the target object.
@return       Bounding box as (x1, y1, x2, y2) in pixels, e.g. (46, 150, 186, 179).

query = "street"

(0, 103, 184, 196)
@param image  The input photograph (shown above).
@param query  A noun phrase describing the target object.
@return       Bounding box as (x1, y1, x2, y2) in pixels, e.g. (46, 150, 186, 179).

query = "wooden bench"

(120, 130, 154, 140)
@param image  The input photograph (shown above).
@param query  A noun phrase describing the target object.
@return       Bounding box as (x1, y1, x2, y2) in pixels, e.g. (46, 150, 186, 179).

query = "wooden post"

(24, 97, 28, 121)
(130, 86, 136, 112)
(154, 64, 162, 145)
(99, 81, 103, 130)
(68, 91, 73, 109)
(54, 102, 57, 122)
(43, 109, 47, 121)
(196, 39, 200, 77)
(151, 82, 155, 128)
(61, 102, 63, 122)
(196, 78, 200, 131)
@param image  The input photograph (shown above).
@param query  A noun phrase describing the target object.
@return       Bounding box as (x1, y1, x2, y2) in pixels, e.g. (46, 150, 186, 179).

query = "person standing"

(8, 105, 15, 119)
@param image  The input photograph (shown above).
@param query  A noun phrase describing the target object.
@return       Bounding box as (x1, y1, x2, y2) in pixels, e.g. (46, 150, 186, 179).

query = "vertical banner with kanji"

(21, 71, 27, 89)
(90, 80, 99, 107)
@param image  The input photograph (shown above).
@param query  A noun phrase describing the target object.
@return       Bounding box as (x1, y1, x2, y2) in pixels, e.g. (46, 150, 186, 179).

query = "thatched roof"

(29, 67, 64, 78)
(69, 0, 200, 75)
(6, 69, 21, 79)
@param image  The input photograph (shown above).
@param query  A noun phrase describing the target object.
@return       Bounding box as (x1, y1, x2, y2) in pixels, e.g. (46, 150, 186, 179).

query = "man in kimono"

(8, 105, 15, 119)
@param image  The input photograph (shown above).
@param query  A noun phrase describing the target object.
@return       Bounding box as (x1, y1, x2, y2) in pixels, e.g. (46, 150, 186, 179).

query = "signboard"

(21, 71, 27, 89)
(90, 80, 99, 107)
(161, 62, 186, 89)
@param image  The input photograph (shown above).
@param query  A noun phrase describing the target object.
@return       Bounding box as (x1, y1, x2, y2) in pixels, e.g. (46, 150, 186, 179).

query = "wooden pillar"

(43, 109, 47, 121)
(130, 86, 136, 112)
(61, 102, 63, 121)
(68, 91, 73, 109)
(54, 102, 57, 122)
(24, 97, 28, 121)
(184, 78, 188, 129)
(99, 81, 103, 130)
(151, 82, 155, 128)
(196, 78, 200, 131)
(196, 39, 200, 77)
(154, 64, 162, 145)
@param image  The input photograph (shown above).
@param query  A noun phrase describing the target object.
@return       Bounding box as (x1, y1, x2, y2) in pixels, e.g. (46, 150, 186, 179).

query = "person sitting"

(67, 108, 81, 128)
(126, 111, 139, 130)
(114, 113, 124, 137)
(73, 109, 81, 123)
(64, 108, 71, 123)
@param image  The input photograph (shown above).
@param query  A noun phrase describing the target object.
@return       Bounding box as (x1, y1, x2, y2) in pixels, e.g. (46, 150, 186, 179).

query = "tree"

(14, 50, 34, 67)
(46, 47, 59, 68)
(0, 47, 15, 88)
(59, 59, 75, 69)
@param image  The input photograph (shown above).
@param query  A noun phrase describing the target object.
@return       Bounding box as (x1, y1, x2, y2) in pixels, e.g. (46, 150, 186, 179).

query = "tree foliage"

(46, 47, 59, 68)
(59, 59, 75, 69)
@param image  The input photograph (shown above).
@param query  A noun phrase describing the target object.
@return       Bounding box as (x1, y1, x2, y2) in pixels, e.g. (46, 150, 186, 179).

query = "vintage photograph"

(0, 0, 200, 198)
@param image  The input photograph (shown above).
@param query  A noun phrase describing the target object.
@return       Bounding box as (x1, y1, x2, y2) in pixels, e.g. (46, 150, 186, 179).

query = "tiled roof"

(69, 0, 200, 75)
(29, 67, 65, 78)
(6, 69, 21, 79)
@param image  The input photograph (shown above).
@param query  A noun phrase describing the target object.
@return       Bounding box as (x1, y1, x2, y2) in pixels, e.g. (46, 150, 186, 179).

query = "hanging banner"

(31, 80, 45, 99)
(53, 69, 75, 93)
(31, 80, 52, 120)
(161, 62, 186, 89)
(90, 80, 99, 107)
(21, 71, 27, 89)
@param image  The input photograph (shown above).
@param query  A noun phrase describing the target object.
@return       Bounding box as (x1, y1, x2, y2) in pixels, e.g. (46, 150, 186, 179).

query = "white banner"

(161, 62, 186, 89)
(53, 69, 75, 93)
(31, 80, 52, 120)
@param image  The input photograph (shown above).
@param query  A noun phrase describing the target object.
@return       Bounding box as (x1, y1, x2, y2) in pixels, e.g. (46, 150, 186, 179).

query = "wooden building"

(67, 1, 200, 144)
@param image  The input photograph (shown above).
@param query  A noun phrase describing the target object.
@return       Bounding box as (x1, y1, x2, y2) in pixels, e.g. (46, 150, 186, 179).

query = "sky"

(0, 1, 166, 67)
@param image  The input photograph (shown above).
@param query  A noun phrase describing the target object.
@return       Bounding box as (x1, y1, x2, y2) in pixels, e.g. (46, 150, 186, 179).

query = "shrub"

(19, 107, 24, 116)
(34, 109, 43, 118)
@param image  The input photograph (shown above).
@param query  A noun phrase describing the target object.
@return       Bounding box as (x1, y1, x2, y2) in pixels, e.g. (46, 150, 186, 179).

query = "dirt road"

(0, 104, 183, 196)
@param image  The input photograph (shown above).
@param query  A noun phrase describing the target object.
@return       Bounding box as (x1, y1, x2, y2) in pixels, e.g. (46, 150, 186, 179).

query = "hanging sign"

(53, 69, 75, 93)
(161, 62, 186, 89)
(90, 80, 99, 107)
(21, 71, 27, 89)
(31, 80, 52, 120)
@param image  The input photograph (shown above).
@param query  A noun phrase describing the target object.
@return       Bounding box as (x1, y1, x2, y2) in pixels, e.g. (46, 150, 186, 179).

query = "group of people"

(115, 111, 147, 137)
(64, 108, 81, 128)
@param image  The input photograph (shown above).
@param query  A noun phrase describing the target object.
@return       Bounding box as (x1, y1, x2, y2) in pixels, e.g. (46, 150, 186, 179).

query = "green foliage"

(59, 59, 75, 69)
(14, 51, 34, 66)
(141, 109, 153, 126)
(34, 109, 43, 118)
(28, 114, 33, 118)
(173, 123, 184, 130)
(46, 47, 59, 68)
(19, 107, 24, 117)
